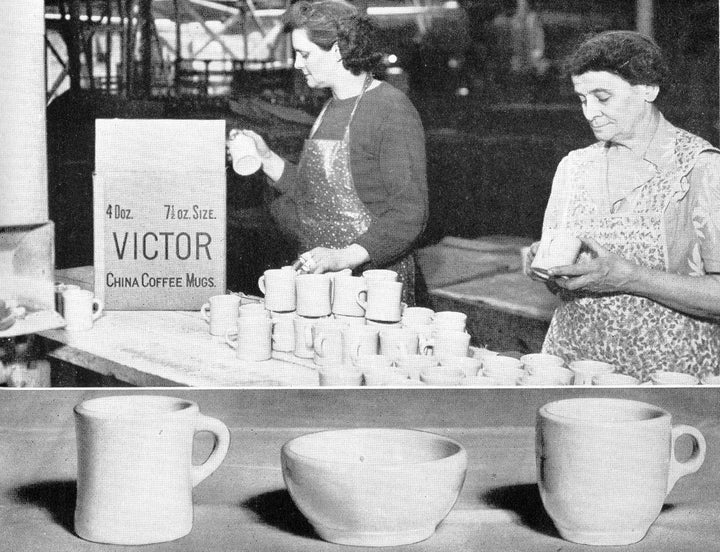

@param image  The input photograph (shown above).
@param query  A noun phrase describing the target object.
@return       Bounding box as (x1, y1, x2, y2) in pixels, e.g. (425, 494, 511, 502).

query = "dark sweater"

(273, 81, 428, 267)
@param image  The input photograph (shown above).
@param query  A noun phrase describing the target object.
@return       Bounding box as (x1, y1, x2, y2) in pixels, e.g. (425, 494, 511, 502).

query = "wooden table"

(38, 267, 320, 387)
(2, 388, 719, 551)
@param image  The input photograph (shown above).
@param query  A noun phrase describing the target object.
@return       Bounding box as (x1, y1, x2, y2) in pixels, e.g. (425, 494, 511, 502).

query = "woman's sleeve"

(689, 151, 720, 273)
(541, 155, 572, 234)
(267, 159, 302, 239)
(353, 99, 428, 267)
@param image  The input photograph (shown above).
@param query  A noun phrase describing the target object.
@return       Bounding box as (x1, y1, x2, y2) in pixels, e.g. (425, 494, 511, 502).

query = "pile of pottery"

(73, 395, 707, 548)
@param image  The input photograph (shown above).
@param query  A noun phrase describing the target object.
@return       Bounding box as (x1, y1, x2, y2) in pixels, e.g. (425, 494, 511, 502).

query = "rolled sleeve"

(690, 151, 720, 273)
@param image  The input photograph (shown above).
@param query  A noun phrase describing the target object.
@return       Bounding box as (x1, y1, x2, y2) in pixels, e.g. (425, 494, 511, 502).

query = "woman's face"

(571, 71, 658, 145)
(291, 28, 338, 89)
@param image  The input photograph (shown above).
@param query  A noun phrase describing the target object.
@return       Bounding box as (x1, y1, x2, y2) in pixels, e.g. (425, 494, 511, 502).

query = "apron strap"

(308, 73, 374, 140)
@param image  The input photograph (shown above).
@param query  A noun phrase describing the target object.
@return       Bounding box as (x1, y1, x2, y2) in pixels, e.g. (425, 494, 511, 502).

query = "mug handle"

(666, 424, 706, 495)
(356, 289, 368, 310)
(225, 328, 238, 349)
(92, 299, 104, 321)
(191, 414, 231, 487)
(257, 275, 266, 295)
(304, 324, 314, 349)
(316, 336, 327, 357)
(201, 303, 211, 323)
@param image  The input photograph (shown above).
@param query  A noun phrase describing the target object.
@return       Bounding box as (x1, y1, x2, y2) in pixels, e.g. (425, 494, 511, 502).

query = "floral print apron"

(543, 129, 720, 380)
(294, 76, 416, 305)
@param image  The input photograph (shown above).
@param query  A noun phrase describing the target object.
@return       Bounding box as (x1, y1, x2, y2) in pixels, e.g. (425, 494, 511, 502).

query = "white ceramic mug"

(438, 356, 482, 378)
(201, 294, 241, 336)
(394, 354, 438, 380)
(333, 313, 366, 326)
(296, 274, 332, 317)
(425, 329, 471, 358)
(341, 325, 379, 366)
(568, 359, 616, 385)
(332, 274, 367, 317)
(402, 306, 435, 327)
(482, 355, 524, 385)
(379, 327, 419, 363)
(593, 373, 640, 386)
(520, 353, 565, 373)
(353, 353, 393, 372)
(362, 269, 398, 282)
(229, 133, 262, 175)
(225, 317, 273, 361)
(432, 311, 467, 332)
(650, 371, 700, 386)
(357, 280, 404, 322)
(63, 289, 104, 331)
(270, 310, 296, 353)
(313, 320, 346, 367)
(419, 366, 465, 386)
(293, 315, 326, 359)
(74, 395, 230, 545)
(55, 283, 80, 316)
(318, 367, 363, 387)
(531, 229, 582, 277)
(258, 268, 296, 312)
(238, 302, 269, 319)
(536, 398, 706, 546)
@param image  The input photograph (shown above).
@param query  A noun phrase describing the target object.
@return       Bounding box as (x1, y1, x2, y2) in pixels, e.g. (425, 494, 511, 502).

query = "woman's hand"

(227, 129, 284, 180)
(548, 237, 637, 293)
(525, 241, 543, 280)
(298, 245, 370, 274)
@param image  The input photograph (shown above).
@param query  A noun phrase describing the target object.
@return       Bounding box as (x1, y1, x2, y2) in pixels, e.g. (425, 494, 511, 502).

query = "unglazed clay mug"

(296, 274, 332, 317)
(74, 395, 230, 545)
(258, 268, 296, 312)
(63, 288, 104, 331)
(357, 280, 404, 322)
(201, 294, 241, 336)
(536, 398, 706, 546)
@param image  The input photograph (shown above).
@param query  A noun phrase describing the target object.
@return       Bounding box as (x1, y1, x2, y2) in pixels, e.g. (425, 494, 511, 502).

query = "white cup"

(354, 353, 393, 372)
(63, 289, 104, 331)
(363, 368, 410, 386)
(293, 315, 326, 359)
(258, 268, 296, 312)
(394, 354, 438, 380)
(74, 396, 230, 545)
(312, 320, 346, 367)
(270, 310, 296, 352)
(296, 274, 332, 317)
(462, 375, 501, 387)
(483, 356, 524, 385)
(362, 269, 398, 282)
(229, 133, 262, 175)
(520, 353, 565, 373)
(225, 317, 273, 361)
(519, 368, 573, 386)
(333, 313, 366, 326)
(341, 325, 379, 366)
(650, 371, 699, 386)
(420, 366, 465, 386)
(701, 374, 720, 385)
(200, 294, 241, 336)
(531, 230, 582, 277)
(332, 274, 368, 317)
(402, 306, 435, 327)
(438, 356, 482, 377)
(55, 283, 80, 316)
(425, 329, 471, 358)
(432, 311, 467, 332)
(318, 367, 363, 387)
(239, 302, 269, 319)
(568, 359, 616, 385)
(366, 319, 402, 328)
(357, 280, 404, 322)
(379, 327, 419, 363)
(593, 373, 640, 386)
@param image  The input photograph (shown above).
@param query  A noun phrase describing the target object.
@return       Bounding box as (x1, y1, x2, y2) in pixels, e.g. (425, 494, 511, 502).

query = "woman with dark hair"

(525, 30, 720, 379)
(232, 0, 427, 304)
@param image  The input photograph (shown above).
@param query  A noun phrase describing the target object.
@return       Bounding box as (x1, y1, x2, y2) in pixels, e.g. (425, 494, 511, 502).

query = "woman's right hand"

(229, 129, 272, 157)
(228, 128, 284, 181)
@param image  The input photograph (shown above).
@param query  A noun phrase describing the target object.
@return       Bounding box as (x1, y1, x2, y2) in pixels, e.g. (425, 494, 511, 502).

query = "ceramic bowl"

(281, 428, 467, 547)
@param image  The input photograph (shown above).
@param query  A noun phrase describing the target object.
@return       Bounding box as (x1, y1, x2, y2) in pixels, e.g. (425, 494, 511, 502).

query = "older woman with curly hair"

(234, 0, 427, 304)
(526, 31, 720, 380)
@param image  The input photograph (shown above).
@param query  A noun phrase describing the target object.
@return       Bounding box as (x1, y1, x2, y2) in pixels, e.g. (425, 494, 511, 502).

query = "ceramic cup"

(531, 230, 582, 278)
(318, 367, 364, 387)
(462, 375, 501, 387)
(258, 268, 296, 312)
(333, 313, 366, 326)
(293, 315, 327, 359)
(331, 274, 368, 317)
(482, 356, 524, 385)
(225, 317, 273, 361)
(379, 327, 419, 363)
(536, 398, 706, 546)
(63, 288, 104, 331)
(200, 294, 241, 336)
(593, 373, 640, 386)
(270, 310, 296, 353)
(568, 359, 616, 385)
(432, 311, 467, 332)
(238, 302, 269, 319)
(438, 356, 482, 378)
(296, 274, 332, 317)
(54, 283, 80, 316)
(419, 366, 466, 386)
(74, 395, 230, 545)
(354, 353, 393, 372)
(701, 374, 720, 385)
(341, 325, 379, 366)
(402, 306, 435, 328)
(366, 319, 402, 328)
(363, 368, 411, 386)
(520, 353, 565, 373)
(229, 133, 262, 175)
(395, 354, 438, 380)
(650, 371, 700, 386)
(357, 280, 404, 322)
(425, 329, 471, 358)
(313, 320, 346, 367)
(362, 269, 398, 282)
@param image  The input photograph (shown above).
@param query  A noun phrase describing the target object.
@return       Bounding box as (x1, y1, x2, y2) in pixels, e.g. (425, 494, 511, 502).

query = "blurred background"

(41, 0, 719, 292)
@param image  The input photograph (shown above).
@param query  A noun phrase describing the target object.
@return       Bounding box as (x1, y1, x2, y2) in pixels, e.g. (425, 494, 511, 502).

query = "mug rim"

(74, 395, 197, 418)
(539, 398, 669, 425)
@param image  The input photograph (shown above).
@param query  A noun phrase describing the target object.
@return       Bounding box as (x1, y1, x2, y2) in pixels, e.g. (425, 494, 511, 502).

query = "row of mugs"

(72, 395, 706, 548)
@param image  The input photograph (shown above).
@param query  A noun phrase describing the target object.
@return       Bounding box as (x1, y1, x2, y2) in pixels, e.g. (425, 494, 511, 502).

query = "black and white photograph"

(1, 0, 719, 550)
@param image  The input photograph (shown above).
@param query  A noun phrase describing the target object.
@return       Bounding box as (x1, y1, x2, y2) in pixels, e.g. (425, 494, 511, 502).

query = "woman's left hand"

(299, 245, 370, 274)
(548, 237, 637, 294)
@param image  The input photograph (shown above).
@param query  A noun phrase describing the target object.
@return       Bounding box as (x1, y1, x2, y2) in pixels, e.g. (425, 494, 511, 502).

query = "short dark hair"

(564, 30, 669, 87)
(282, 0, 383, 75)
